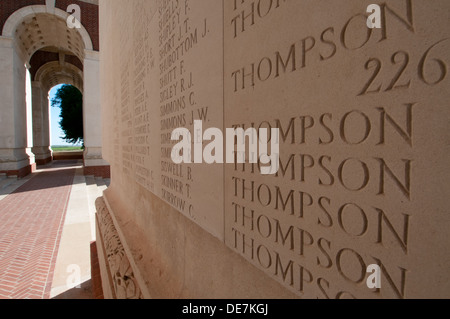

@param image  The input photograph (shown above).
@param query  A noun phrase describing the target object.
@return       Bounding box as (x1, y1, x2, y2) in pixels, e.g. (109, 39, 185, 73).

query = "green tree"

(51, 85, 84, 145)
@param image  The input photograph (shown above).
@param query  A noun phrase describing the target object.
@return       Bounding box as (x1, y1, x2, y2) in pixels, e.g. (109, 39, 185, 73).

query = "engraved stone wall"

(99, 0, 450, 299)
(103, 0, 224, 239)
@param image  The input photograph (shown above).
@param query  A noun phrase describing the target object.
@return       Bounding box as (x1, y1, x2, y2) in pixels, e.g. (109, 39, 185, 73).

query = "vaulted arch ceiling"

(1, 4, 96, 95)
(35, 60, 83, 93)
(13, 13, 86, 63)
(2, 4, 96, 64)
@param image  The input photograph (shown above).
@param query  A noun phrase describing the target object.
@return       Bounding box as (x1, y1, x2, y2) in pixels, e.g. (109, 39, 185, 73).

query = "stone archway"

(0, 1, 109, 178)
(1, 5, 93, 61)
(35, 61, 83, 94)
(32, 60, 83, 165)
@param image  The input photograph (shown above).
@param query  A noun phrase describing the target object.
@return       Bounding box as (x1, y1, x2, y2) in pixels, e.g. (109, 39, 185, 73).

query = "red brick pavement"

(0, 165, 76, 299)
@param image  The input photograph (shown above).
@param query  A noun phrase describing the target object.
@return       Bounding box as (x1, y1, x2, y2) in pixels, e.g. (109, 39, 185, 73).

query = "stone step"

(97, 185, 107, 195)
(95, 178, 106, 188)
(85, 176, 97, 186)
(84, 175, 109, 203)
(0, 177, 16, 190)
(0, 175, 31, 201)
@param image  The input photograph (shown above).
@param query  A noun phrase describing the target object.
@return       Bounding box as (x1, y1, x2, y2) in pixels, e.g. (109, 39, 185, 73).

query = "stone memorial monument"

(97, 0, 450, 299)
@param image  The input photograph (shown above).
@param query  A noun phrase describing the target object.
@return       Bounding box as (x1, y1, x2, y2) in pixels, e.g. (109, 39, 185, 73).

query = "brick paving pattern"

(0, 166, 75, 299)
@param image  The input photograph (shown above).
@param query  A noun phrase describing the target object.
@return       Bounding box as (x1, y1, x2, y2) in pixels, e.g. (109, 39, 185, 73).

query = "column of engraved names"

(226, 0, 434, 299)
(158, 0, 204, 217)
(113, 86, 120, 167)
(159, 0, 189, 214)
(133, 3, 152, 190)
(120, 18, 133, 178)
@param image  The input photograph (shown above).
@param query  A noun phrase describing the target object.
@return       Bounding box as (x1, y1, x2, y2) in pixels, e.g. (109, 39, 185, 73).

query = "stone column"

(31, 81, 52, 165)
(0, 36, 35, 178)
(83, 50, 110, 178)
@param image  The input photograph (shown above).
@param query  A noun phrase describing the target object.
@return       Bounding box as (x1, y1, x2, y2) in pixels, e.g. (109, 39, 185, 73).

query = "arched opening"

(0, 3, 108, 178)
(1, 6, 93, 61)
(31, 56, 84, 165)
(49, 84, 84, 161)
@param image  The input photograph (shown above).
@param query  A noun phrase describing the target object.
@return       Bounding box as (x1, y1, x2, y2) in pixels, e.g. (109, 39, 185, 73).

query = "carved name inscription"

(105, 0, 449, 299)
(224, 0, 449, 299)
(114, 0, 225, 238)
(157, 0, 224, 238)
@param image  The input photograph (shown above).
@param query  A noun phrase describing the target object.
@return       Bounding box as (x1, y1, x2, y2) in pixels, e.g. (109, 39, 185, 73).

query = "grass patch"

(52, 146, 83, 152)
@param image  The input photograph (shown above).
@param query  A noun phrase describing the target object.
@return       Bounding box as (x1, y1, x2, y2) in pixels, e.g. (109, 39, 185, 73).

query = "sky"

(49, 84, 82, 146)
(49, 84, 68, 146)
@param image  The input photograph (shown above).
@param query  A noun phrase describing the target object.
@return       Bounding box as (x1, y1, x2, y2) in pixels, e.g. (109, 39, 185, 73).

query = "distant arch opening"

(49, 84, 84, 161)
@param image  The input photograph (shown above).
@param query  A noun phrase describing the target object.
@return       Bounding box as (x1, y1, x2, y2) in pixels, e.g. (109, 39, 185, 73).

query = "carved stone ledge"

(95, 197, 143, 299)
